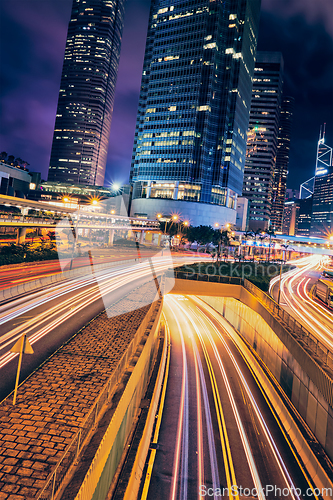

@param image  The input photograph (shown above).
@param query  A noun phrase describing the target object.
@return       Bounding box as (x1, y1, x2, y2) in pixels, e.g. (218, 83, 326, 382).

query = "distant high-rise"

(310, 129, 333, 237)
(130, 0, 261, 227)
(48, 0, 126, 186)
(297, 197, 313, 237)
(271, 96, 294, 232)
(242, 52, 284, 231)
(282, 200, 299, 236)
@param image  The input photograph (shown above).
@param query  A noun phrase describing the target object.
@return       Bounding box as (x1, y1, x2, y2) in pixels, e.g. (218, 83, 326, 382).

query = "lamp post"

(63, 196, 99, 269)
(265, 227, 275, 262)
(157, 213, 180, 246)
(277, 243, 289, 305)
(215, 222, 230, 262)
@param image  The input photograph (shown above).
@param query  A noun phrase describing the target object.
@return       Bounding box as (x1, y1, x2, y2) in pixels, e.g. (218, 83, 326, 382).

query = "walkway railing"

(243, 279, 333, 371)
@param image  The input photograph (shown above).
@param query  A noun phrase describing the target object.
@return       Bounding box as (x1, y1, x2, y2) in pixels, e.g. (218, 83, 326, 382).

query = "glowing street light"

(62, 196, 100, 269)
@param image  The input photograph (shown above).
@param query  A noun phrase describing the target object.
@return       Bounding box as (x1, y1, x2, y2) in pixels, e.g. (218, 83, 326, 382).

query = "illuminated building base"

(130, 198, 236, 228)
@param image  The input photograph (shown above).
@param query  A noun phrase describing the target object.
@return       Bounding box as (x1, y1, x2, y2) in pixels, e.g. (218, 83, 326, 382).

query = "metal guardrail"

(243, 279, 333, 371)
(0, 214, 160, 228)
(36, 298, 162, 500)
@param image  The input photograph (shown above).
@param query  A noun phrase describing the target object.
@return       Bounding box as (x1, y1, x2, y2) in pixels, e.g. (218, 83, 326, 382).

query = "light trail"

(190, 296, 321, 500)
(0, 257, 200, 372)
(269, 255, 333, 349)
(167, 304, 189, 500)
(145, 295, 321, 499)
(165, 296, 221, 498)
(192, 299, 301, 500)
(170, 296, 259, 500)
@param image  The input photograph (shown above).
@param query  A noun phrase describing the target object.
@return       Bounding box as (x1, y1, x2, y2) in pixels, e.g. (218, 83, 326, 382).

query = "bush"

(174, 261, 293, 292)
(0, 243, 58, 266)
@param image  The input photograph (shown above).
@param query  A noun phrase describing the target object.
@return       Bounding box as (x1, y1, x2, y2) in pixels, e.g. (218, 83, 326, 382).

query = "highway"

(141, 295, 319, 500)
(0, 255, 200, 402)
(269, 255, 333, 350)
(0, 247, 166, 291)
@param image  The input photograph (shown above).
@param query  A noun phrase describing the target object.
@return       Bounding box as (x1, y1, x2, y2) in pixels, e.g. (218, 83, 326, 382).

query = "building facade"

(282, 200, 299, 236)
(48, 0, 126, 186)
(310, 130, 333, 237)
(270, 96, 294, 232)
(0, 163, 32, 197)
(242, 52, 284, 231)
(130, 0, 261, 227)
(297, 197, 313, 237)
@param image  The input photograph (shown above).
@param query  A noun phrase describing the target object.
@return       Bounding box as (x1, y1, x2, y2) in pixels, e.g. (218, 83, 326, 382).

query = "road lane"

(142, 295, 320, 499)
(0, 248, 164, 290)
(269, 255, 333, 350)
(0, 256, 202, 401)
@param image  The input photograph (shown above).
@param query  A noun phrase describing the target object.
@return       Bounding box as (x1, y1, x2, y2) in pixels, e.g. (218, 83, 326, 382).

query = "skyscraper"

(130, 0, 261, 227)
(48, 0, 126, 187)
(310, 129, 333, 237)
(271, 96, 294, 232)
(242, 52, 284, 231)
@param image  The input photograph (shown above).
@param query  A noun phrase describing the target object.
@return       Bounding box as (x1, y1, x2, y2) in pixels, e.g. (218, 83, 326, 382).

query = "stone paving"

(0, 280, 160, 499)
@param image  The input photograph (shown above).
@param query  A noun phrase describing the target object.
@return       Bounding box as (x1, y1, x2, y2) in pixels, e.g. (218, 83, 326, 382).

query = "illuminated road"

(141, 295, 319, 500)
(0, 247, 173, 291)
(269, 255, 333, 350)
(0, 255, 201, 401)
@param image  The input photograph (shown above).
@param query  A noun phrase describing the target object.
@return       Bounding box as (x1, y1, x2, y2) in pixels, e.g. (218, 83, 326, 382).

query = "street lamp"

(63, 196, 100, 269)
(277, 243, 289, 305)
(215, 222, 232, 262)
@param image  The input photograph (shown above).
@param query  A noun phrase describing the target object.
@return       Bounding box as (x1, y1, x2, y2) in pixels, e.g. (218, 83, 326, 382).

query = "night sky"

(0, 0, 332, 190)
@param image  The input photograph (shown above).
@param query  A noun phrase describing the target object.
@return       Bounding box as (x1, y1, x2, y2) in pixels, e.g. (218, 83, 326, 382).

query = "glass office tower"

(48, 0, 126, 187)
(310, 131, 333, 237)
(242, 52, 284, 231)
(130, 0, 261, 226)
(271, 96, 294, 233)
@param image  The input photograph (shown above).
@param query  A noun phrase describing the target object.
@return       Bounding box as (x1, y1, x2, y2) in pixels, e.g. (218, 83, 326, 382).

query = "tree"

(7, 155, 15, 165)
(0, 152, 7, 163)
(215, 227, 235, 261)
(187, 225, 216, 246)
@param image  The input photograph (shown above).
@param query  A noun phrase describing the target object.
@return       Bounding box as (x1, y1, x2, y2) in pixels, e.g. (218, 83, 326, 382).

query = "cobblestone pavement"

(0, 280, 160, 499)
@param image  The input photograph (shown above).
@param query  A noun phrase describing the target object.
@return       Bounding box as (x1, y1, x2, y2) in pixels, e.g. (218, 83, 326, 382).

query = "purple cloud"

(262, 0, 333, 37)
